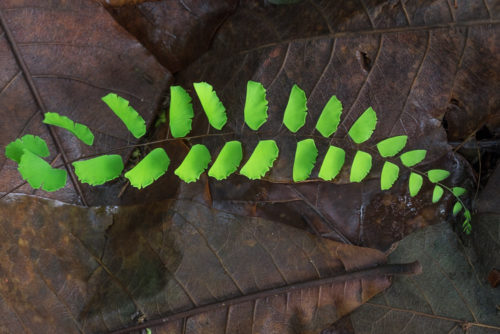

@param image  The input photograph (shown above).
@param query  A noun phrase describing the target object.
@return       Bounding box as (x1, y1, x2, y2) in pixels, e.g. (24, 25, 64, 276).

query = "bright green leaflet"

(432, 185, 444, 203)
(174, 144, 211, 183)
(427, 169, 450, 183)
(453, 202, 463, 216)
(350, 150, 372, 183)
(380, 161, 399, 190)
(5, 134, 49, 163)
(125, 148, 170, 189)
(101, 93, 146, 138)
(169, 86, 194, 138)
(18, 150, 67, 192)
(43, 112, 94, 145)
(347, 107, 377, 144)
(318, 146, 345, 181)
(452, 187, 466, 196)
(409, 172, 423, 197)
(293, 139, 318, 181)
(376, 135, 408, 157)
(193, 82, 227, 130)
(73, 155, 124, 186)
(208, 141, 243, 180)
(244, 81, 268, 130)
(240, 140, 279, 180)
(400, 150, 427, 167)
(282, 84, 308, 133)
(315, 95, 342, 137)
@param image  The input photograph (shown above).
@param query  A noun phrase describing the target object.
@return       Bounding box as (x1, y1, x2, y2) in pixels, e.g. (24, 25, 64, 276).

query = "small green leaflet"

(350, 150, 372, 183)
(318, 146, 345, 181)
(463, 209, 472, 234)
(193, 82, 227, 130)
(453, 202, 463, 216)
(125, 148, 170, 189)
(5, 134, 49, 163)
(208, 141, 243, 180)
(348, 107, 377, 144)
(452, 187, 466, 196)
(169, 86, 194, 138)
(400, 150, 427, 167)
(102, 93, 146, 138)
(282, 84, 307, 133)
(244, 81, 268, 130)
(409, 172, 423, 197)
(293, 139, 318, 181)
(376, 135, 408, 157)
(427, 169, 450, 183)
(73, 155, 124, 186)
(432, 185, 444, 203)
(43, 112, 94, 145)
(380, 161, 399, 190)
(18, 150, 67, 192)
(315, 95, 342, 137)
(240, 140, 279, 180)
(174, 144, 211, 183)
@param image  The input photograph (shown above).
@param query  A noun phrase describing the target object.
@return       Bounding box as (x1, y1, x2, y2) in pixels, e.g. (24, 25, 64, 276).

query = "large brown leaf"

(131, 0, 492, 250)
(0, 0, 171, 206)
(0, 194, 420, 333)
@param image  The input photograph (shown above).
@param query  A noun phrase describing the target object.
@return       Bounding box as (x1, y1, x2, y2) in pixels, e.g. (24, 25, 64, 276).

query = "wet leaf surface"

(0, 0, 170, 206)
(0, 194, 419, 333)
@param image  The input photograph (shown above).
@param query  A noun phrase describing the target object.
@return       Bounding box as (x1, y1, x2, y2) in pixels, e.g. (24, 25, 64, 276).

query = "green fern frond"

(318, 146, 345, 181)
(43, 112, 94, 145)
(169, 86, 194, 138)
(193, 82, 227, 130)
(240, 140, 279, 180)
(18, 150, 67, 192)
(293, 139, 318, 181)
(174, 144, 211, 183)
(208, 141, 243, 180)
(348, 107, 377, 144)
(73, 155, 124, 186)
(315, 95, 342, 137)
(102, 93, 146, 138)
(244, 81, 268, 131)
(125, 148, 170, 189)
(5, 134, 49, 163)
(282, 84, 307, 133)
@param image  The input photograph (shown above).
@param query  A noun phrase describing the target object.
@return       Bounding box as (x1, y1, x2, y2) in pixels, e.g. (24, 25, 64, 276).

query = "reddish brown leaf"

(0, 0, 171, 205)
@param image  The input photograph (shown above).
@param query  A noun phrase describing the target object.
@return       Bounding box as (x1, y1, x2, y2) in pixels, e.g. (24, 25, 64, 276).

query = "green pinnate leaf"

(208, 141, 243, 180)
(293, 139, 318, 181)
(240, 140, 279, 180)
(350, 150, 372, 183)
(409, 172, 423, 197)
(380, 161, 399, 190)
(452, 187, 466, 197)
(125, 148, 170, 189)
(376, 135, 408, 157)
(315, 95, 342, 137)
(43, 112, 94, 145)
(102, 93, 146, 138)
(453, 202, 463, 216)
(318, 146, 345, 181)
(244, 81, 268, 130)
(5, 134, 49, 163)
(282, 84, 307, 133)
(427, 169, 450, 183)
(73, 155, 124, 186)
(348, 107, 377, 144)
(432, 185, 444, 203)
(174, 144, 211, 183)
(193, 82, 227, 130)
(400, 150, 427, 167)
(18, 150, 67, 192)
(169, 86, 194, 138)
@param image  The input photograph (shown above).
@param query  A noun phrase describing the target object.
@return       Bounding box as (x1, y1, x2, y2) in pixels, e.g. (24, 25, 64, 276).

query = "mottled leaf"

(318, 146, 345, 181)
(315, 95, 342, 137)
(380, 161, 399, 190)
(5, 135, 49, 163)
(174, 144, 211, 183)
(293, 139, 318, 181)
(348, 107, 377, 144)
(124, 148, 170, 189)
(17, 150, 67, 192)
(102, 93, 147, 138)
(282, 84, 307, 133)
(72, 155, 124, 186)
(42, 112, 94, 145)
(193, 82, 227, 130)
(169, 86, 194, 138)
(240, 140, 279, 180)
(376, 135, 408, 158)
(208, 141, 243, 180)
(244, 80, 268, 130)
(350, 150, 372, 183)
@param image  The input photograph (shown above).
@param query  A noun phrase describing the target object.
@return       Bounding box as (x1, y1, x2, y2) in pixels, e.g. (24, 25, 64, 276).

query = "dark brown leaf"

(0, 194, 419, 333)
(0, 0, 171, 206)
